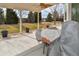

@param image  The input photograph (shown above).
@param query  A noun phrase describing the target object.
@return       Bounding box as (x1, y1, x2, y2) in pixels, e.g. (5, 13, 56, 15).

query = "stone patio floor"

(0, 31, 42, 56)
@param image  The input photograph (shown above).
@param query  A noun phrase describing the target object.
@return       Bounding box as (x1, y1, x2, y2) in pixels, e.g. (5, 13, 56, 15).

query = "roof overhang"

(0, 3, 57, 12)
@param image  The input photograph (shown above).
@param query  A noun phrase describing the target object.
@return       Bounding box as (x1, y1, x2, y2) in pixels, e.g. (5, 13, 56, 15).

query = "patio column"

(65, 3, 72, 21)
(19, 10, 22, 33)
(4, 8, 6, 20)
(63, 4, 66, 22)
(37, 12, 39, 29)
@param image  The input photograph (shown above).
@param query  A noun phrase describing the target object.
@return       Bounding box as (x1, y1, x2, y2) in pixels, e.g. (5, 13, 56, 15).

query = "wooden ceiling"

(0, 3, 57, 12)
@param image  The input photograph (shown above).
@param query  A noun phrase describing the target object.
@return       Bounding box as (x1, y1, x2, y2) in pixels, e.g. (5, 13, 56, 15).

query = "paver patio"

(0, 31, 42, 56)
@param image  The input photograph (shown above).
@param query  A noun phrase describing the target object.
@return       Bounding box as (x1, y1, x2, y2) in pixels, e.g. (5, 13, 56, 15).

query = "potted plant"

(1, 29, 8, 38)
(1, 18, 8, 38)
(26, 27, 29, 33)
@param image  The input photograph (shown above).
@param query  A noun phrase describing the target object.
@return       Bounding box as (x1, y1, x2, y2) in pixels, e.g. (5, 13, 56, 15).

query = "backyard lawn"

(0, 21, 62, 38)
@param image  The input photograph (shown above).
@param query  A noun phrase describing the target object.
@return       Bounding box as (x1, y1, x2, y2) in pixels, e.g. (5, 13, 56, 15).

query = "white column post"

(19, 10, 22, 33)
(3, 8, 6, 29)
(37, 12, 39, 29)
(4, 8, 6, 20)
(63, 4, 66, 22)
(63, 11, 66, 22)
(65, 3, 72, 21)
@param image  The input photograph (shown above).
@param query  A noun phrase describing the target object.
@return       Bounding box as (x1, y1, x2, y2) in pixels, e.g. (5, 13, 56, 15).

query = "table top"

(41, 29, 61, 42)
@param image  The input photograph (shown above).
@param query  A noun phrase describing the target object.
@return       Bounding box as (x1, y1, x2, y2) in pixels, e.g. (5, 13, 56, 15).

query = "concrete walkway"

(0, 31, 42, 56)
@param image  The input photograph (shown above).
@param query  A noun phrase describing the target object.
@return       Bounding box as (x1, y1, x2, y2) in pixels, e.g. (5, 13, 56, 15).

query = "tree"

(34, 12, 38, 23)
(6, 8, 19, 24)
(34, 12, 42, 23)
(28, 11, 34, 23)
(0, 8, 4, 24)
(28, 12, 41, 23)
(46, 13, 53, 22)
(53, 9, 59, 21)
(48, 4, 63, 24)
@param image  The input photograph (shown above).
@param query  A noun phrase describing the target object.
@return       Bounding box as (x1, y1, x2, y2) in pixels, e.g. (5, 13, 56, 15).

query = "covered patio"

(0, 3, 72, 56)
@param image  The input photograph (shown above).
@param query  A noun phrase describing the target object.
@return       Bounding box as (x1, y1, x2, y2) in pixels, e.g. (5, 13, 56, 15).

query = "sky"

(41, 3, 65, 18)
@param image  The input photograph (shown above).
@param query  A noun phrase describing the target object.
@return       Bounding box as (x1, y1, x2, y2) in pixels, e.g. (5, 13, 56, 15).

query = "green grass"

(0, 24, 19, 34)
(0, 21, 62, 34)
(22, 23, 38, 31)
(0, 23, 38, 34)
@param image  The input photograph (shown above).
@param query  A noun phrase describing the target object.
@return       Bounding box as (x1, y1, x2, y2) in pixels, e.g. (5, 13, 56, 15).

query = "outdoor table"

(41, 28, 61, 55)
(41, 28, 61, 42)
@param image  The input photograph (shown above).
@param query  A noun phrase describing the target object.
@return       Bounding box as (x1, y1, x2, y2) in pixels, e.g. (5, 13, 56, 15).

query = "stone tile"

(0, 32, 40, 56)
